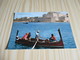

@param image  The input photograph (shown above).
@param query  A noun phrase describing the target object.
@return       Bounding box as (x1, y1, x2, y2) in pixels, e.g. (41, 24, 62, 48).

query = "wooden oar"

(32, 38, 39, 49)
(40, 37, 47, 40)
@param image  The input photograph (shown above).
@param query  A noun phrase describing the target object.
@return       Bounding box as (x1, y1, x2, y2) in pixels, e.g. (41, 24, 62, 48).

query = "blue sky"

(14, 12, 68, 19)
(14, 12, 48, 19)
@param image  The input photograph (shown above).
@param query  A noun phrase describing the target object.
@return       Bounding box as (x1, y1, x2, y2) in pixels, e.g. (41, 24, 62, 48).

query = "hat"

(37, 30, 40, 33)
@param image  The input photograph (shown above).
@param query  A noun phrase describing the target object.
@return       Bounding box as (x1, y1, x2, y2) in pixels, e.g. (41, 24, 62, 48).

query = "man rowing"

(35, 30, 40, 40)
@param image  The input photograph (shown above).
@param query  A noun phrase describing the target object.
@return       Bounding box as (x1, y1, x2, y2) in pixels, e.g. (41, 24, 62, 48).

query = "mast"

(15, 30, 19, 40)
(58, 28, 62, 40)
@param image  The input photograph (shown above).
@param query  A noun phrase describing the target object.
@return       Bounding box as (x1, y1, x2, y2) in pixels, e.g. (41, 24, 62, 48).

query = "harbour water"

(7, 22, 76, 49)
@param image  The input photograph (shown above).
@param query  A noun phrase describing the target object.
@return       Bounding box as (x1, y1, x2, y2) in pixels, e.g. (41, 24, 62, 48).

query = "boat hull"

(15, 38, 64, 48)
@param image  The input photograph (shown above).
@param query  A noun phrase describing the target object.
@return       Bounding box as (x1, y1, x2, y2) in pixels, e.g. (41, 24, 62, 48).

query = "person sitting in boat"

(35, 30, 40, 40)
(49, 34, 56, 42)
(21, 33, 29, 40)
(27, 32, 31, 40)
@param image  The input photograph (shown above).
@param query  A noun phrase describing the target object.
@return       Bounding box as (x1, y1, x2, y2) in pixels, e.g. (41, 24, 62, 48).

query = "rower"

(35, 30, 40, 40)
(49, 34, 56, 42)
(32, 30, 40, 49)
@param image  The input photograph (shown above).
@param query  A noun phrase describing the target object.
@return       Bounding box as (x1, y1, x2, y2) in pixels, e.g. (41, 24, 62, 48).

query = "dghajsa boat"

(15, 29, 64, 48)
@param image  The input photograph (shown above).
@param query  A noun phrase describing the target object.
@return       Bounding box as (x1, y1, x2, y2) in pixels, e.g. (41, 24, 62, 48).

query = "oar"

(40, 37, 47, 40)
(32, 39, 39, 49)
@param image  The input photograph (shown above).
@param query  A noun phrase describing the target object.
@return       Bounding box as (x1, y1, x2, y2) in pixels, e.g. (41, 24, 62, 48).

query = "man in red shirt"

(49, 34, 56, 42)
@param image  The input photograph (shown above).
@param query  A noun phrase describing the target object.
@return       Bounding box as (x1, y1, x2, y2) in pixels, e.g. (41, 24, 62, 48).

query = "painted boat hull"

(15, 38, 64, 48)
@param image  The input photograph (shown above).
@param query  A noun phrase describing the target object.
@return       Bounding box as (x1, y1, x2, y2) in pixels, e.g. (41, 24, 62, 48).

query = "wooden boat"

(23, 22, 28, 24)
(15, 29, 64, 48)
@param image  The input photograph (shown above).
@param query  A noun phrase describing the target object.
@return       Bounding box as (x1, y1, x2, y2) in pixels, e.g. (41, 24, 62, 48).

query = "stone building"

(43, 12, 69, 22)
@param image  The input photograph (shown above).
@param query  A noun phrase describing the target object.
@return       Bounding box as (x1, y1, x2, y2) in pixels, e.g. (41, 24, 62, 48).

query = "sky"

(14, 12, 48, 19)
(14, 12, 68, 19)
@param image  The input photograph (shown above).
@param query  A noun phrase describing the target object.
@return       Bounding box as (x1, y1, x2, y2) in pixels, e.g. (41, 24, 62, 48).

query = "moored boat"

(23, 22, 28, 24)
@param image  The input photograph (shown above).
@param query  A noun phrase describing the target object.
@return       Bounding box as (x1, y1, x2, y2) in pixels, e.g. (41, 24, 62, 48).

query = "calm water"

(7, 22, 76, 49)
